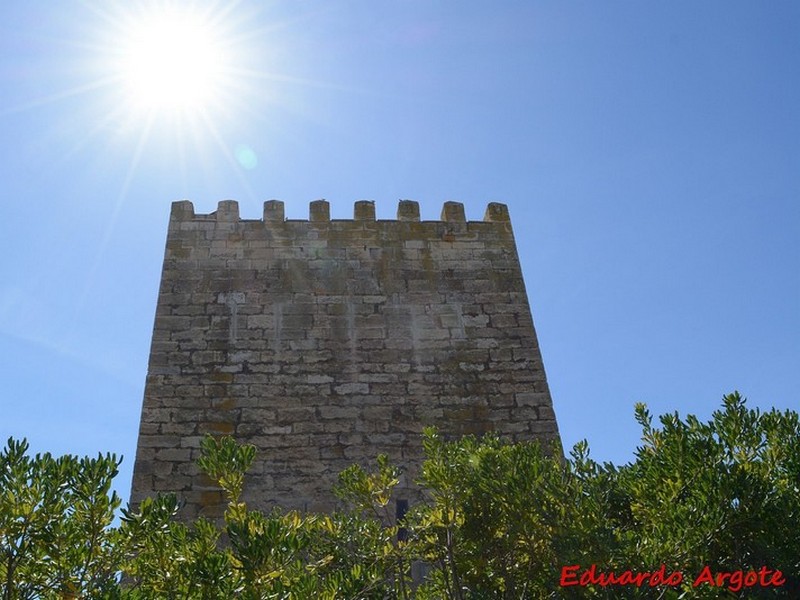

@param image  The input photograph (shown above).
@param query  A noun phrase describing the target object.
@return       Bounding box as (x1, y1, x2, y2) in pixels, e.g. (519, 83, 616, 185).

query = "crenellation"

(441, 201, 466, 223)
(309, 199, 330, 222)
(214, 200, 240, 222)
(263, 199, 285, 222)
(354, 200, 376, 221)
(170, 200, 195, 221)
(397, 200, 420, 221)
(132, 198, 560, 516)
(170, 200, 511, 227)
(484, 202, 511, 223)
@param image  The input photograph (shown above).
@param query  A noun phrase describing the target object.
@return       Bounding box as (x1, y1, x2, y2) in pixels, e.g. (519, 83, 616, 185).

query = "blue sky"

(1, 1, 798, 502)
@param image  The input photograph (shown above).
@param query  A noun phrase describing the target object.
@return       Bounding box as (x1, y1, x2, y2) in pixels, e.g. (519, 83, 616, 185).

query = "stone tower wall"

(131, 199, 559, 518)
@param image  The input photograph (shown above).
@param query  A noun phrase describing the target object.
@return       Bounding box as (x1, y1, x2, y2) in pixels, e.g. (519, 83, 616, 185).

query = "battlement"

(169, 199, 511, 224)
(132, 197, 559, 518)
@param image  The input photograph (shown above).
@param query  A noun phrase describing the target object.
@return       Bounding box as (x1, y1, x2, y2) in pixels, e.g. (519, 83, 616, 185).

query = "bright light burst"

(21, 1, 296, 180)
(117, 7, 230, 116)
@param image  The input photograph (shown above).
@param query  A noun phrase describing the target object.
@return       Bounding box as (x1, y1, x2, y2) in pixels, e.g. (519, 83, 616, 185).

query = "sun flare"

(119, 8, 228, 115)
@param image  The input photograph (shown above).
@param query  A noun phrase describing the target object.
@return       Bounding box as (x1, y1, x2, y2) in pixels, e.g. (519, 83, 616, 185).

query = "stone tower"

(131, 199, 559, 518)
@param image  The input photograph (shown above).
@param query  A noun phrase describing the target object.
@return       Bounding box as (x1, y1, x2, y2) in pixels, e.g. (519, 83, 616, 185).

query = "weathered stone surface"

(131, 199, 561, 515)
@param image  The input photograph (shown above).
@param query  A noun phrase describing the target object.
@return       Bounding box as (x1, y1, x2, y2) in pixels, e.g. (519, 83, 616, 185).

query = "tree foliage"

(0, 439, 121, 599)
(1, 392, 798, 598)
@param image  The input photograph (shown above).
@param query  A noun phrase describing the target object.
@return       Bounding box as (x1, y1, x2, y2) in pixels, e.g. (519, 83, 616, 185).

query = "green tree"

(0, 438, 121, 600)
(1, 393, 798, 598)
(616, 392, 800, 597)
(334, 453, 412, 599)
(402, 394, 799, 599)
(120, 435, 396, 599)
(405, 429, 622, 599)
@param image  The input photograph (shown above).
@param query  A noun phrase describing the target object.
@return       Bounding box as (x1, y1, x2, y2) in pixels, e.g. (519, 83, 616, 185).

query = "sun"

(118, 7, 229, 115)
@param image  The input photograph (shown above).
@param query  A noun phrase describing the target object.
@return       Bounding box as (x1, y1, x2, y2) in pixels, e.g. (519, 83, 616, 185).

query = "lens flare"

(235, 144, 258, 170)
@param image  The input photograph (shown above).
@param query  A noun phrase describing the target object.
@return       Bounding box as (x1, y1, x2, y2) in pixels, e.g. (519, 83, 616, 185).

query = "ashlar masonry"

(131, 199, 560, 518)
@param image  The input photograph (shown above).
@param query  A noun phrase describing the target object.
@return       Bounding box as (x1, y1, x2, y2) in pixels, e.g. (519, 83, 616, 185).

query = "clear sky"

(1, 1, 798, 503)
